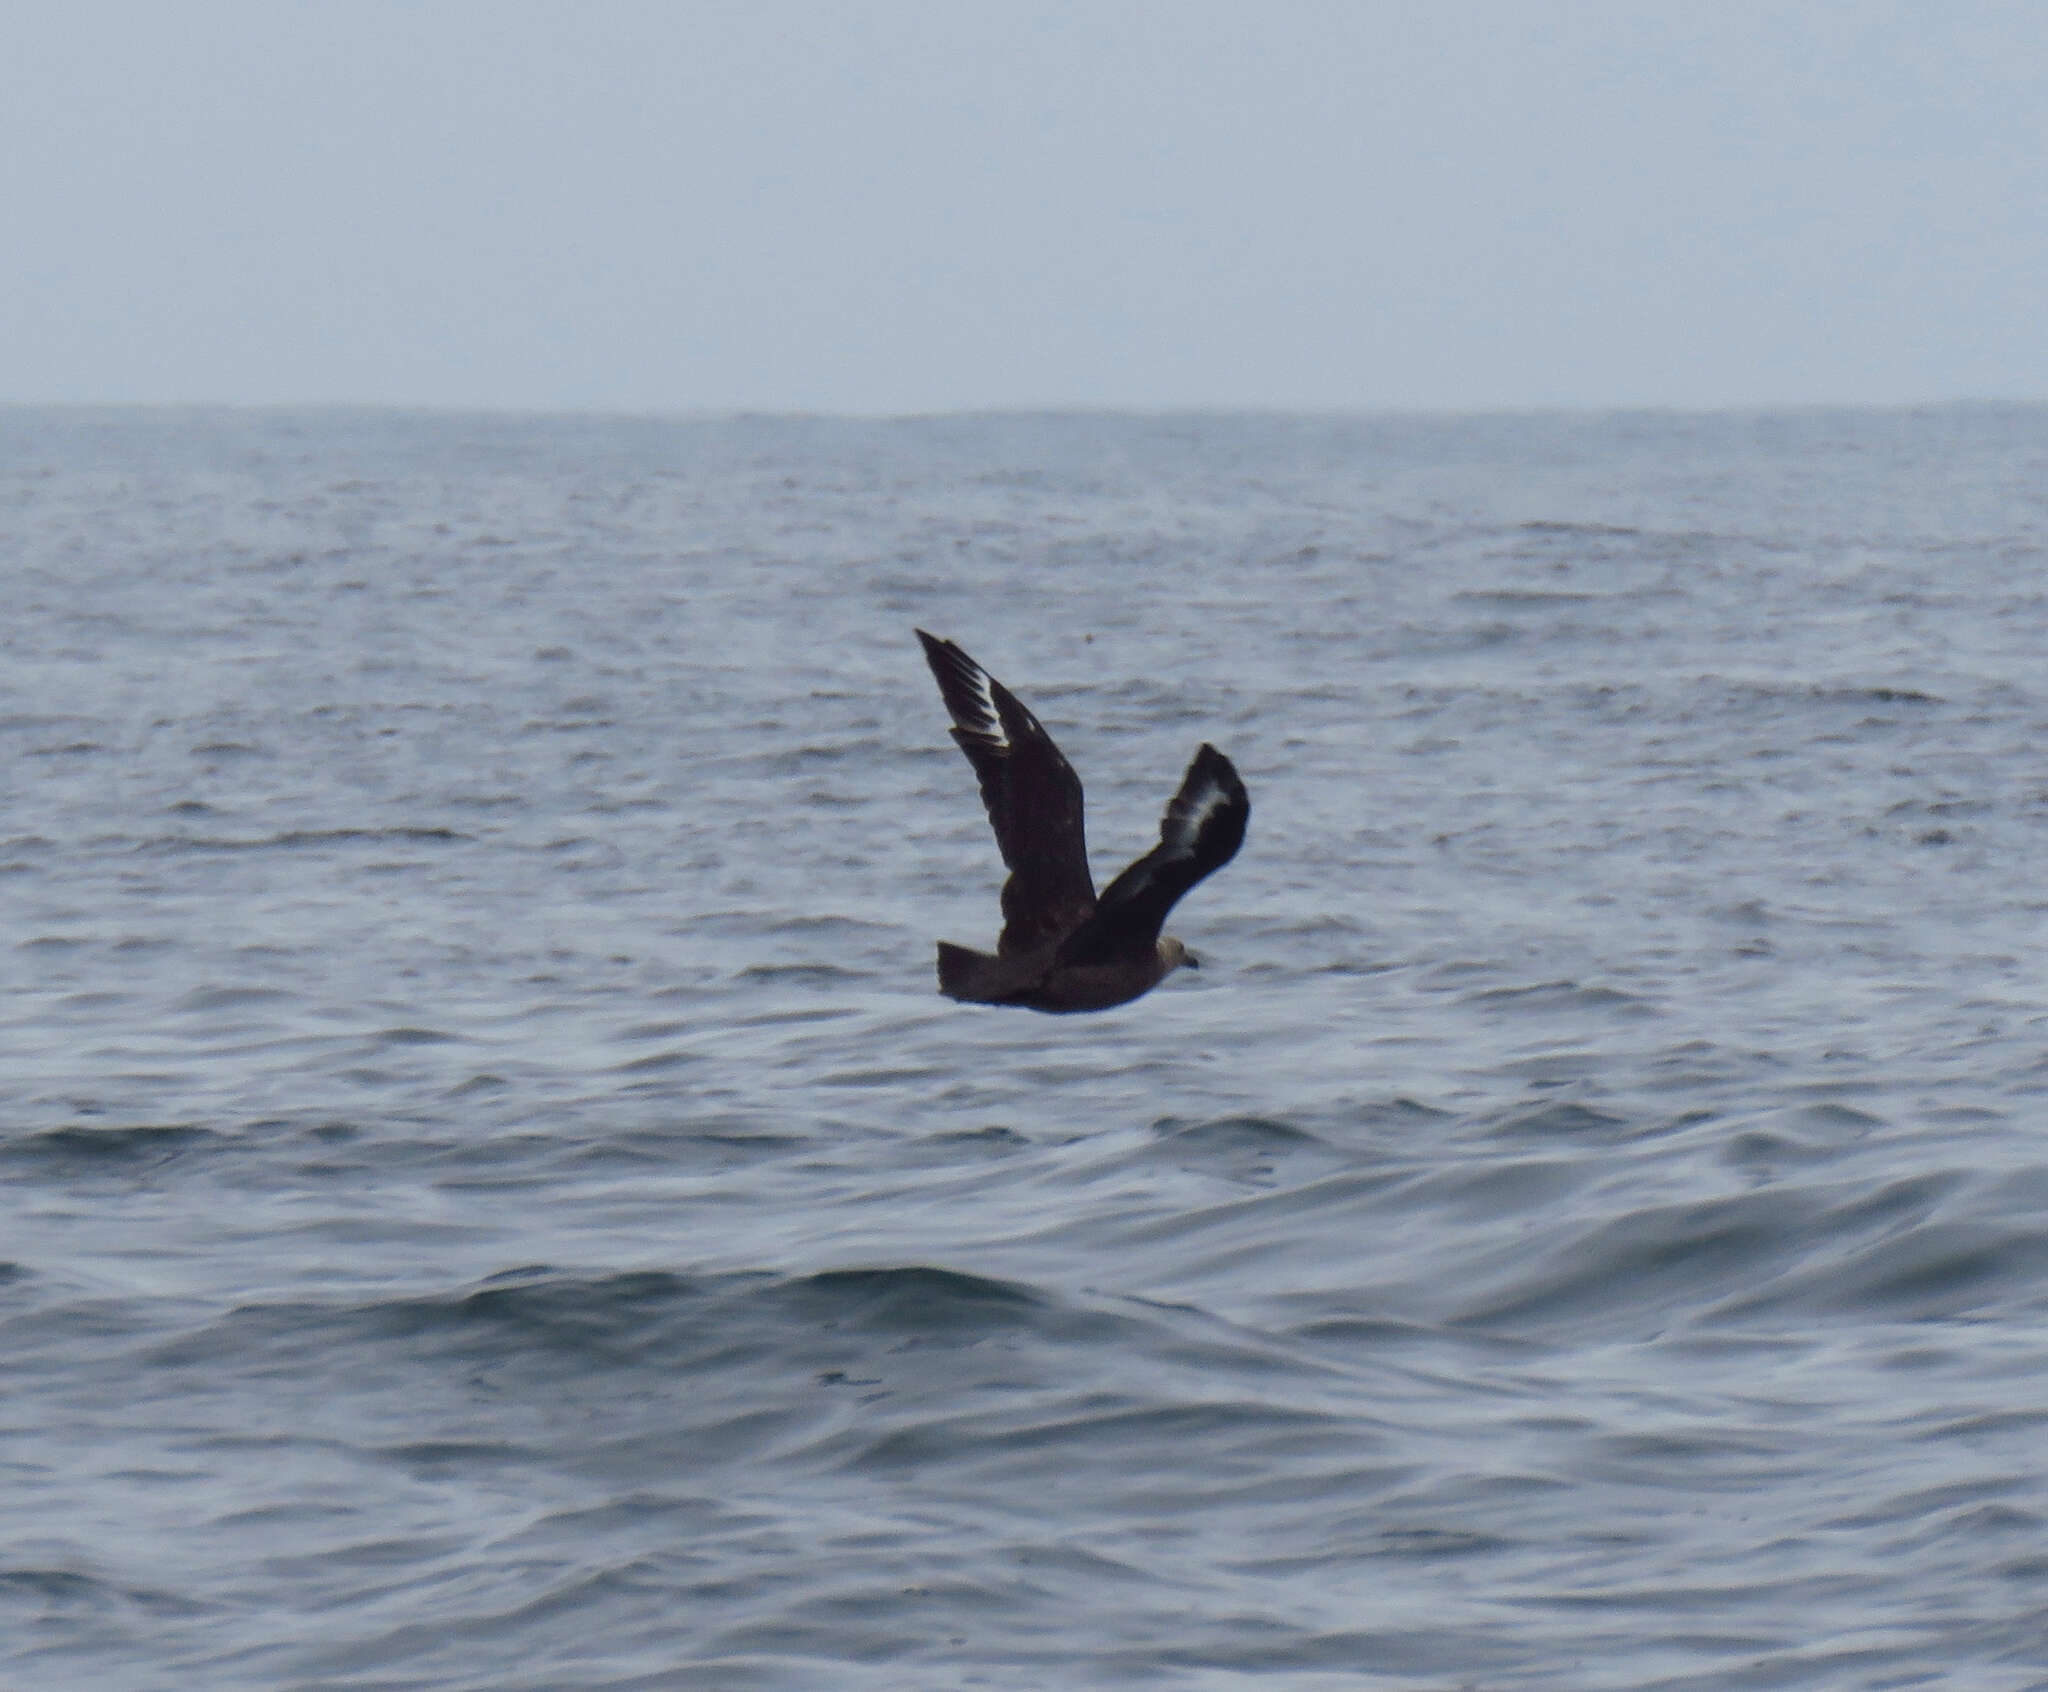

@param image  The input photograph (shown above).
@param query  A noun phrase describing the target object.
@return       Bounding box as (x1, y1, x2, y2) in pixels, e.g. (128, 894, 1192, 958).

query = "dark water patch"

(1409, 954, 1507, 983)
(1289, 953, 1400, 978)
(1693, 675, 1949, 719)
(1823, 1478, 2028, 1533)
(500, 1491, 742, 1549)
(1398, 1157, 1589, 1224)
(765, 912, 903, 937)
(1098, 1165, 1417, 1247)
(373, 1442, 544, 1481)
(613, 1047, 701, 1074)
(1487, 1101, 1633, 1141)
(1638, 1107, 1723, 1144)
(1460, 978, 1653, 1016)
(0, 1566, 211, 1618)
(735, 963, 862, 984)
(846, 1398, 1355, 1481)
(1285, 1313, 1473, 1349)
(1819, 684, 1944, 706)
(210, 1499, 360, 1530)
(781, 1266, 1047, 1336)
(1577, 1427, 1803, 1491)
(1454, 588, 1603, 605)
(441, 789, 528, 809)
(1455, 1187, 1827, 1336)
(53, 990, 135, 1017)
(615, 1018, 692, 1042)
(4, 1296, 175, 1360)
(1721, 1218, 2048, 1323)
(257, 1529, 475, 1574)
(1138, 1622, 1534, 1678)
(1253, 912, 1368, 939)
(1256, 1525, 1518, 1569)
(373, 1025, 464, 1047)
(1345, 1095, 1457, 1131)
(144, 1269, 712, 1373)
(4, 1122, 221, 1167)
(389, 1123, 772, 1181)
(1889, 795, 1995, 819)
(588, 1127, 813, 1168)
(925, 1124, 1029, 1151)
(731, 1006, 861, 1029)
(138, 826, 471, 854)
(1520, 519, 1645, 537)
(277, 1214, 496, 1248)
(1913, 1408, 2048, 1443)
(1723, 1128, 1855, 1171)
(0, 836, 56, 876)
(759, 738, 887, 774)
(1722, 1103, 1884, 1170)
(1148, 1114, 1330, 1154)
(1890, 1499, 2046, 1554)
(1787, 1101, 1887, 1132)
(144, 1264, 1089, 1385)
(1125, 1117, 1348, 1188)
(173, 984, 295, 1014)
(817, 1064, 949, 1087)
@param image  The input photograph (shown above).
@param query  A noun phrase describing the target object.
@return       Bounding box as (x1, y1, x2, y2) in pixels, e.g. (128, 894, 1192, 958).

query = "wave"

(3, 1123, 222, 1166)
(144, 1263, 1109, 1376)
(134, 827, 471, 854)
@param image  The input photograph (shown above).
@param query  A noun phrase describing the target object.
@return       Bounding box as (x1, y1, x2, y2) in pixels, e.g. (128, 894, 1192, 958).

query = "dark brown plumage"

(917, 630, 1249, 1012)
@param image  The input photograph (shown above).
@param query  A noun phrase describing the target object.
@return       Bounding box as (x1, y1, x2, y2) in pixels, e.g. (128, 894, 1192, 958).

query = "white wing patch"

(960, 656, 1006, 749)
(923, 633, 1011, 754)
(1164, 767, 1233, 853)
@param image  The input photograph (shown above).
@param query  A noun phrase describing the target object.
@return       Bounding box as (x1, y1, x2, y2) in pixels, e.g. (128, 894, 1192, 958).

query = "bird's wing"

(917, 631, 1096, 955)
(1055, 743, 1247, 967)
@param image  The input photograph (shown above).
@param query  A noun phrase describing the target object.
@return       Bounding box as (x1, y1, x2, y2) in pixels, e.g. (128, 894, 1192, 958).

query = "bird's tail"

(936, 942, 1003, 1003)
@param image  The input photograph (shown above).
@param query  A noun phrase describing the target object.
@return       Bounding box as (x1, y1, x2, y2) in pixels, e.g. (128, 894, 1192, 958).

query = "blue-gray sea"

(5, 404, 2048, 1691)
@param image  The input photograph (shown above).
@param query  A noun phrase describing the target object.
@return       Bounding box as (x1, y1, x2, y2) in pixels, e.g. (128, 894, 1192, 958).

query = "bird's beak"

(1184, 951, 1201, 969)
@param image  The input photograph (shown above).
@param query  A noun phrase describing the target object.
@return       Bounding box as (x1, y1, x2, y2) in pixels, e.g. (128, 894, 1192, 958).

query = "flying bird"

(916, 630, 1249, 1012)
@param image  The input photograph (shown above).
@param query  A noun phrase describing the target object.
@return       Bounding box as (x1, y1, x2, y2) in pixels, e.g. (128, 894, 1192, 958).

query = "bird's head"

(1159, 935, 1199, 973)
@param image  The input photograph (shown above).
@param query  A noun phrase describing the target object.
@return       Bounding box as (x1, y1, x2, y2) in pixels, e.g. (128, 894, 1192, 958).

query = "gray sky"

(7, 2, 2045, 413)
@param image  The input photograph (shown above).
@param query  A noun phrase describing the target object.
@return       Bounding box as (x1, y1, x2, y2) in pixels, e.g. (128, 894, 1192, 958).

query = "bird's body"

(934, 934, 1194, 1013)
(915, 630, 1248, 1013)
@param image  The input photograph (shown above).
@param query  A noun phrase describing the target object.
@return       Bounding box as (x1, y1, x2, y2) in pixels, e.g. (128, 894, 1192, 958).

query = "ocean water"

(4, 403, 2048, 1690)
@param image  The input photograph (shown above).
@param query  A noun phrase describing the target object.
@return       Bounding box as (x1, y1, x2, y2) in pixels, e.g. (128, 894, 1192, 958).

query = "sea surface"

(4, 404, 2048, 1691)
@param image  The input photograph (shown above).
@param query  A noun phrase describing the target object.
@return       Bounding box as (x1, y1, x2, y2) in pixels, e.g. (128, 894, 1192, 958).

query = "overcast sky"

(6, 2, 2045, 414)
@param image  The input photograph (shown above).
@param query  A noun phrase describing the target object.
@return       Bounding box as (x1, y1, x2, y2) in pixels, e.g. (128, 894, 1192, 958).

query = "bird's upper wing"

(917, 631, 1096, 955)
(1055, 743, 1248, 967)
